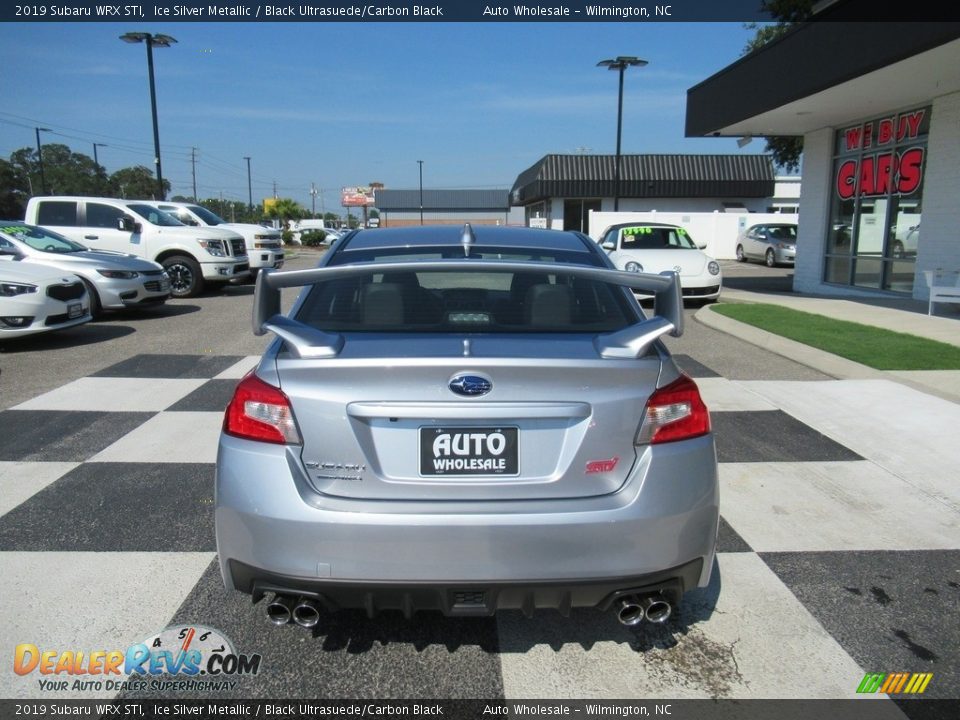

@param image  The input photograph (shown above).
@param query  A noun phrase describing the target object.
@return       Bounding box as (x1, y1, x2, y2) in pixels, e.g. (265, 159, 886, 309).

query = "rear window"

(296, 268, 637, 334)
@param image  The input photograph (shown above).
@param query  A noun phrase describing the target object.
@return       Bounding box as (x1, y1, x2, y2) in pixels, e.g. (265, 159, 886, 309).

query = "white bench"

(925, 269, 960, 315)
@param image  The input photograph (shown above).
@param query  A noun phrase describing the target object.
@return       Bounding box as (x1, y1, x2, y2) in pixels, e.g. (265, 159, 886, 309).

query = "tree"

(109, 166, 171, 200)
(9, 144, 106, 196)
(0, 158, 28, 218)
(742, 0, 814, 173)
(264, 198, 307, 229)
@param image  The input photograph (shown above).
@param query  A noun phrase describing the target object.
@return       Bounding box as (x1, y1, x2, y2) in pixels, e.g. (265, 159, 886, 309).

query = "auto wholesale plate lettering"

(419, 426, 519, 476)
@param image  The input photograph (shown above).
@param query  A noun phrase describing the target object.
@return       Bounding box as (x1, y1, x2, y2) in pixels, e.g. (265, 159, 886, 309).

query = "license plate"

(67, 303, 83, 319)
(419, 426, 519, 476)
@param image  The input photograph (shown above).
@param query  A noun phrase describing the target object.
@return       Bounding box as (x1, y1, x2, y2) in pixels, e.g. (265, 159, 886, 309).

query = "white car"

(0, 221, 170, 316)
(0, 261, 91, 339)
(598, 222, 722, 303)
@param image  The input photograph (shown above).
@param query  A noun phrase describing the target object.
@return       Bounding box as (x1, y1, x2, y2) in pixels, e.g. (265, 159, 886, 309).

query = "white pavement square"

(0, 552, 215, 699)
(91, 411, 224, 463)
(497, 553, 874, 700)
(12, 377, 207, 413)
(0, 462, 78, 518)
(695, 378, 779, 411)
(721, 461, 960, 552)
(742, 379, 960, 513)
(213, 356, 262, 380)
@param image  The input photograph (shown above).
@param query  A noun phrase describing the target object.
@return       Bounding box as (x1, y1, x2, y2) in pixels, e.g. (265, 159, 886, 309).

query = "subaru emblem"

(449, 374, 492, 397)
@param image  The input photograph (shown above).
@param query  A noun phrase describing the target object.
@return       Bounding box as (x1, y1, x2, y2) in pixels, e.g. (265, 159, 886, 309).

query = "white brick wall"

(915, 90, 960, 299)
(793, 128, 834, 294)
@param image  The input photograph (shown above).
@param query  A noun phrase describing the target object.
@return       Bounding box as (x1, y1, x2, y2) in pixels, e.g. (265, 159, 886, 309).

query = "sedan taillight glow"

(224, 371, 301, 445)
(636, 374, 711, 445)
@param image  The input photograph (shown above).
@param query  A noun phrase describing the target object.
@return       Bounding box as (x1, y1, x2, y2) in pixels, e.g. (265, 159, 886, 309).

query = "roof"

(373, 189, 510, 212)
(340, 224, 593, 254)
(685, 0, 960, 137)
(510, 154, 776, 205)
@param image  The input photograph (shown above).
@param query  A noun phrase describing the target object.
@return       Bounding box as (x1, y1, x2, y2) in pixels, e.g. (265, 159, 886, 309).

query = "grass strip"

(710, 303, 960, 370)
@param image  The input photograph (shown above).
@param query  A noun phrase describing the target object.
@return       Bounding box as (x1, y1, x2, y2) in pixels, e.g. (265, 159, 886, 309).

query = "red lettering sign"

(835, 148, 924, 199)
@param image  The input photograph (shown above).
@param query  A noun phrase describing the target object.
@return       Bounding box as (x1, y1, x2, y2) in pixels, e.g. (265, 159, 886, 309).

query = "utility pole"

(272, 180, 277, 199)
(310, 182, 318, 216)
(190, 147, 198, 200)
(243, 156, 252, 211)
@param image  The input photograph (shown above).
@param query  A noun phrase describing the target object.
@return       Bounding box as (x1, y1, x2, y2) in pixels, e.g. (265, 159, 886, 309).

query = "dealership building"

(686, 5, 960, 299)
(373, 189, 523, 227)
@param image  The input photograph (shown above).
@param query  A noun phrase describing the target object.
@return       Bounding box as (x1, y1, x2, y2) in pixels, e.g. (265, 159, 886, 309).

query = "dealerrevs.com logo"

(14, 625, 262, 693)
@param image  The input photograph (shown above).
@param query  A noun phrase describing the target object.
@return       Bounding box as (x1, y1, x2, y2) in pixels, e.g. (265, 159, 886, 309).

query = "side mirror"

(696, 241, 708, 249)
(0, 248, 24, 260)
(118, 216, 139, 232)
(601, 241, 616, 251)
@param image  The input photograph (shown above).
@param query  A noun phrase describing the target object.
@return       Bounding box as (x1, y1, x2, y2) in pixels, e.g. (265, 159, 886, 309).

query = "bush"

(281, 229, 295, 245)
(300, 230, 327, 247)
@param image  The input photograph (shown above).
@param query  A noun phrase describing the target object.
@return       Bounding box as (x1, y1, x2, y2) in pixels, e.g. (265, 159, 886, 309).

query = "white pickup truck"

(147, 201, 284, 276)
(25, 196, 249, 298)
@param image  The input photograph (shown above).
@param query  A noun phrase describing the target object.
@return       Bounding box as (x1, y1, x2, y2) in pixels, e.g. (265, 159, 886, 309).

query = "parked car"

(598, 222, 722, 303)
(289, 219, 342, 245)
(0, 259, 90, 339)
(145, 201, 284, 276)
(24, 197, 249, 298)
(0, 221, 170, 316)
(736, 223, 798, 266)
(216, 224, 718, 626)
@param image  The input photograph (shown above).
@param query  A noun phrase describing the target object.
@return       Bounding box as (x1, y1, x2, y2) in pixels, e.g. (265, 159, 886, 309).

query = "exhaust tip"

(643, 597, 672, 624)
(292, 597, 321, 628)
(616, 597, 646, 626)
(266, 595, 295, 626)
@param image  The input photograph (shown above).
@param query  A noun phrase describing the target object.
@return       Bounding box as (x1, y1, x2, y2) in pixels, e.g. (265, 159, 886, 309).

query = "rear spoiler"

(253, 260, 683, 360)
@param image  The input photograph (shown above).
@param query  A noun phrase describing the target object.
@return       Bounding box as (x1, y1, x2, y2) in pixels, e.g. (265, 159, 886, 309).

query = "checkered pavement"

(1, 354, 957, 706)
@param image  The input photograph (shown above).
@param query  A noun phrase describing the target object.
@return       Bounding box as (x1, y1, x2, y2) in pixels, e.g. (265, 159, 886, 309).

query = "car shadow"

(109, 303, 201, 320)
(0, 323, 136, 353)
(294, 558, 722, 654)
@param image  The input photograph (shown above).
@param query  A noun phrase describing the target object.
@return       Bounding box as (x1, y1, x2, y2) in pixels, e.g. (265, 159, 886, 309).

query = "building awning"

(510, 154, 775, 205)
(686, 2, 960, 138)
(374, 189, 509, 212)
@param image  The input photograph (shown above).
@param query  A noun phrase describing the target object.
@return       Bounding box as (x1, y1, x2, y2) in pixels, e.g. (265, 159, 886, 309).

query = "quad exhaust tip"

(292, 598, 321, 628)
(616, 594, 672, 626)
(266, 594, 322, 628)
(266, 595, 296, 626)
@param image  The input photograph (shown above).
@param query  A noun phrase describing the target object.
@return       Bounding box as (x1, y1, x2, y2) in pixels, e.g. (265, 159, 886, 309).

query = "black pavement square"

(167, 379, 239, 412)
(761, 550, 960, 700)
(0, 462, 216, 552)
(717, 516, 752, 553)
(92, 354, 245, 379)
(0, 409, 153, 462)
(712, 410, 863, 463)
(672, 354, 721, 378)
(119, 560, 504, 699)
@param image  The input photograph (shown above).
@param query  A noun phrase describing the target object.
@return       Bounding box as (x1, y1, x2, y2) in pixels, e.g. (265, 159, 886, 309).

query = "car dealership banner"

(341, 187, 375, 207)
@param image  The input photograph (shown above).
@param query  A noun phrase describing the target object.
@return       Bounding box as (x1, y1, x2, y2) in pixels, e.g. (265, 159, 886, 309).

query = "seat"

(361, 283, 405, 326)
(525, 283, 574, 327)
(496, 272, 549, 324)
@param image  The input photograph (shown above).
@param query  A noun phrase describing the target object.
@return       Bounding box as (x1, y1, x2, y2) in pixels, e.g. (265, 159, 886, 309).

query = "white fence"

(588, 211, 799, 260)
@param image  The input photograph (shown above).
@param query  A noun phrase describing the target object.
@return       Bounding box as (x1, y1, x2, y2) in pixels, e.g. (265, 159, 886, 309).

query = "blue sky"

(1, 22, 759, 212)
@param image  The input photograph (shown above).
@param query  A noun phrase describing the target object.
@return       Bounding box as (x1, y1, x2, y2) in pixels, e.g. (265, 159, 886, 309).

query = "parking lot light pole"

(597, 56, 647, 212)
(244, 156, 253, 211)
(120, 32, 177, 200)
(35, 127, 51, 195)
(417, 160, 425, 225)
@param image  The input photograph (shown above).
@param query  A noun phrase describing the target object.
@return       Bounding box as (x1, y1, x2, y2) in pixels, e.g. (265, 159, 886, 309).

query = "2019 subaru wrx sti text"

(216, 224, 718, 627)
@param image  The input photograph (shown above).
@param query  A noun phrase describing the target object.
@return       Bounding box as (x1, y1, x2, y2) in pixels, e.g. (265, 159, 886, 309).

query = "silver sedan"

(0, 221, 170, 316)
(735, 223, 798, 267)
(216, 224, 719, 628)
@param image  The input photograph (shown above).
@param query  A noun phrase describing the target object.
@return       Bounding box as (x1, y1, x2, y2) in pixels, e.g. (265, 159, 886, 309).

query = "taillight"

(636, 374, 711, 445)
(223, 371, 301, 445)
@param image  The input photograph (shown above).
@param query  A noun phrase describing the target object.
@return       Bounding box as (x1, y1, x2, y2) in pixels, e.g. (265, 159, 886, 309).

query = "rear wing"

(253, 260, 683, 360)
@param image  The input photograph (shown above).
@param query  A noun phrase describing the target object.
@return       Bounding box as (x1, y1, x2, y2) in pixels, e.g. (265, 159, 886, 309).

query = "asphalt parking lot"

(1, 254, 957, 711)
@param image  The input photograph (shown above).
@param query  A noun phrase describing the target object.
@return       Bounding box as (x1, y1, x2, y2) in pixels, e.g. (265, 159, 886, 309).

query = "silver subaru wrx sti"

(216, 225, 718, 627)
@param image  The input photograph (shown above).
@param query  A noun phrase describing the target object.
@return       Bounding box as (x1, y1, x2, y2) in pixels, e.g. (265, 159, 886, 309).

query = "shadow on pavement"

(0, 323, 136, 353)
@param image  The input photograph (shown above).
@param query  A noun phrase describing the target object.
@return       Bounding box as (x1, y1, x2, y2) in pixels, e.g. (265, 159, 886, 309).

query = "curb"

(695, 303, 960, 405)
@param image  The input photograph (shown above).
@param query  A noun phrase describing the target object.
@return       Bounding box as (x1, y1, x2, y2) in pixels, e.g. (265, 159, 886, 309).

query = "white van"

(24, 196, 249, 298)
(146, 201, 283, 275)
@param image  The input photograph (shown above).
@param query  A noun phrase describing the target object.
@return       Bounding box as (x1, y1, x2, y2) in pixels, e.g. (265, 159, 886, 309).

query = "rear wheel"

(765, 249, 777, 267)
(162, 255, 204, 298)
(736, 245, 746, 262)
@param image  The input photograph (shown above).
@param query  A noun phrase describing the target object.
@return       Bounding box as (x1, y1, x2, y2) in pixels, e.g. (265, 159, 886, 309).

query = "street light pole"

(35, 127, 51, 195)
(120, 32, 177, 200)
(597, 56, 647, 212)
(417, 160, 424, 226)
(93, 142, 108, 193)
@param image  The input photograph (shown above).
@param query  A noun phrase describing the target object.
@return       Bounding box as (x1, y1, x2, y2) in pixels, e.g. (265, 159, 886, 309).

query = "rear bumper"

(216, 433, 719, 614)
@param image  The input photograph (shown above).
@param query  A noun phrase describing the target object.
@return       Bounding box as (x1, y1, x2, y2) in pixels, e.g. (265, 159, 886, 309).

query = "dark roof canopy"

(510, 154, 775, 205)
(374, 189, 509, 212)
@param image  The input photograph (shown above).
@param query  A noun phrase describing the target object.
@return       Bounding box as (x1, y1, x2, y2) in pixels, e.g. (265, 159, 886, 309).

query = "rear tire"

(736, 245, 746, 262)
(162, 255, 204, 298)
(765, 249, 776, 268)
